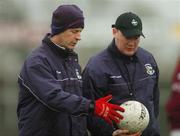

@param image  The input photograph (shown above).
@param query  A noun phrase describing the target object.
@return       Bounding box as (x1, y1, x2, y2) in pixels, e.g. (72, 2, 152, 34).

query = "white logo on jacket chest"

(56, 70, 61, 74)
(75, 69, 82, 79)
(145, 64, 155, 75)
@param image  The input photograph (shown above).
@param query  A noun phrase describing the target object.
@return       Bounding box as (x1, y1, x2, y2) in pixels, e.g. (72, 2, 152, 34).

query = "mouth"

(126, 47, 134, 51)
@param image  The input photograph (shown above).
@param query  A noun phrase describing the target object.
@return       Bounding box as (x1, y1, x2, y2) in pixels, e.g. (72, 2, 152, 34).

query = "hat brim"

(121, 29, 145, 38)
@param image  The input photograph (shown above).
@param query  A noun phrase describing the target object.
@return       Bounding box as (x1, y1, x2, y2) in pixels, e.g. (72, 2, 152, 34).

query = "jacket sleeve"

(82, 60, 114, 136)
(18, 57, 91, 116)
(153, 58, 160, 119)
(153, 63, 160, 118)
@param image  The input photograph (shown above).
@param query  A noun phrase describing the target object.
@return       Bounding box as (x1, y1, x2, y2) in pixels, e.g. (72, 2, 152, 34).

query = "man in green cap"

(83, 12, 160, 136)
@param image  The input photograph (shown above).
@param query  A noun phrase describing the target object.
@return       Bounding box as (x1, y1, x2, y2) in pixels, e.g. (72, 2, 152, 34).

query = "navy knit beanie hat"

(51, 4, 84, 36)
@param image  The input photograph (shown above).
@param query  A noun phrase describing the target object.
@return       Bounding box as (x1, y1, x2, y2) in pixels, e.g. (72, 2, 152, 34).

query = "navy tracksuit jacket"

(17, 34, 91, 136)
(83, 40, 160, 136)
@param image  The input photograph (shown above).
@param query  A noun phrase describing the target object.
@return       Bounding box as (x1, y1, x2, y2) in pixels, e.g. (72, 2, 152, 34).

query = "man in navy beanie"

(17, 4, 124, 136)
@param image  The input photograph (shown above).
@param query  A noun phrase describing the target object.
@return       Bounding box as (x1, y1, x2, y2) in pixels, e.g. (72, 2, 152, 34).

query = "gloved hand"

(94, 95, 124, 125)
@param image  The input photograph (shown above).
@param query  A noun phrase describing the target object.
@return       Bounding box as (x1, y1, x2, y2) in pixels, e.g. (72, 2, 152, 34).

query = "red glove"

(94, 95, 124, 125)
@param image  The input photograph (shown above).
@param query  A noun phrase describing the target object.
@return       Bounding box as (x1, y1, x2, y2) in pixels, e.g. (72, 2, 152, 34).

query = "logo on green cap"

(131, 19, 138, 26)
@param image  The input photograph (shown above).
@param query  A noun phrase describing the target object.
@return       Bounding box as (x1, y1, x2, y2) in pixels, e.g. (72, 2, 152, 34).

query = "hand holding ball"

(116, 101, 149, 134)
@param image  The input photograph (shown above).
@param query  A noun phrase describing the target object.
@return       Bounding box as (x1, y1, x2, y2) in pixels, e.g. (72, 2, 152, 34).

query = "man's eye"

(72, 31, 77, 34)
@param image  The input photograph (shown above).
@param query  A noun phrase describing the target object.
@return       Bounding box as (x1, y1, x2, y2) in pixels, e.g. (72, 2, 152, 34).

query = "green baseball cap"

(112, 12, 145, 38)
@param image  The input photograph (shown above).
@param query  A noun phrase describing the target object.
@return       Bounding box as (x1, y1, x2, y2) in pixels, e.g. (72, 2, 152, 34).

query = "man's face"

(54, 28, 83, 50)
(112, 28, 140, 56)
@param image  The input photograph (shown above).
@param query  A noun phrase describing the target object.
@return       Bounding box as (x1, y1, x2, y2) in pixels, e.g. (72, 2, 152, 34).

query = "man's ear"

(112, 28, 118, 37)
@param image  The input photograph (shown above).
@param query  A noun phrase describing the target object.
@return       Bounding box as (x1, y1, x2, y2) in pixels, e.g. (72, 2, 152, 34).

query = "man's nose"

(128, 38, 138, 45)
(76, 33, 81, 41)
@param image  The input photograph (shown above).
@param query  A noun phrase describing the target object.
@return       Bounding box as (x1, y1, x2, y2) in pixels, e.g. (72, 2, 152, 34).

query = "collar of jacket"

(42, 33, 77, 58)
(107, 39, 138, 63)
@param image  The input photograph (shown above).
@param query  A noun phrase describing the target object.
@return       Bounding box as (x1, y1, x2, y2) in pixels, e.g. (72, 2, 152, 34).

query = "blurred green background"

(0, 0, 179, 136)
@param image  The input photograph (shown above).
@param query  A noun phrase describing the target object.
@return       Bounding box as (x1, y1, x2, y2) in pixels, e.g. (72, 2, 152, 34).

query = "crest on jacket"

(145, 64, 155, 75)
(75, 69, 82, 79)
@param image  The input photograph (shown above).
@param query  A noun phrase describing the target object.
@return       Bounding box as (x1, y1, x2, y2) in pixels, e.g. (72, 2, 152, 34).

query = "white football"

(117, 100, 150, 134)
